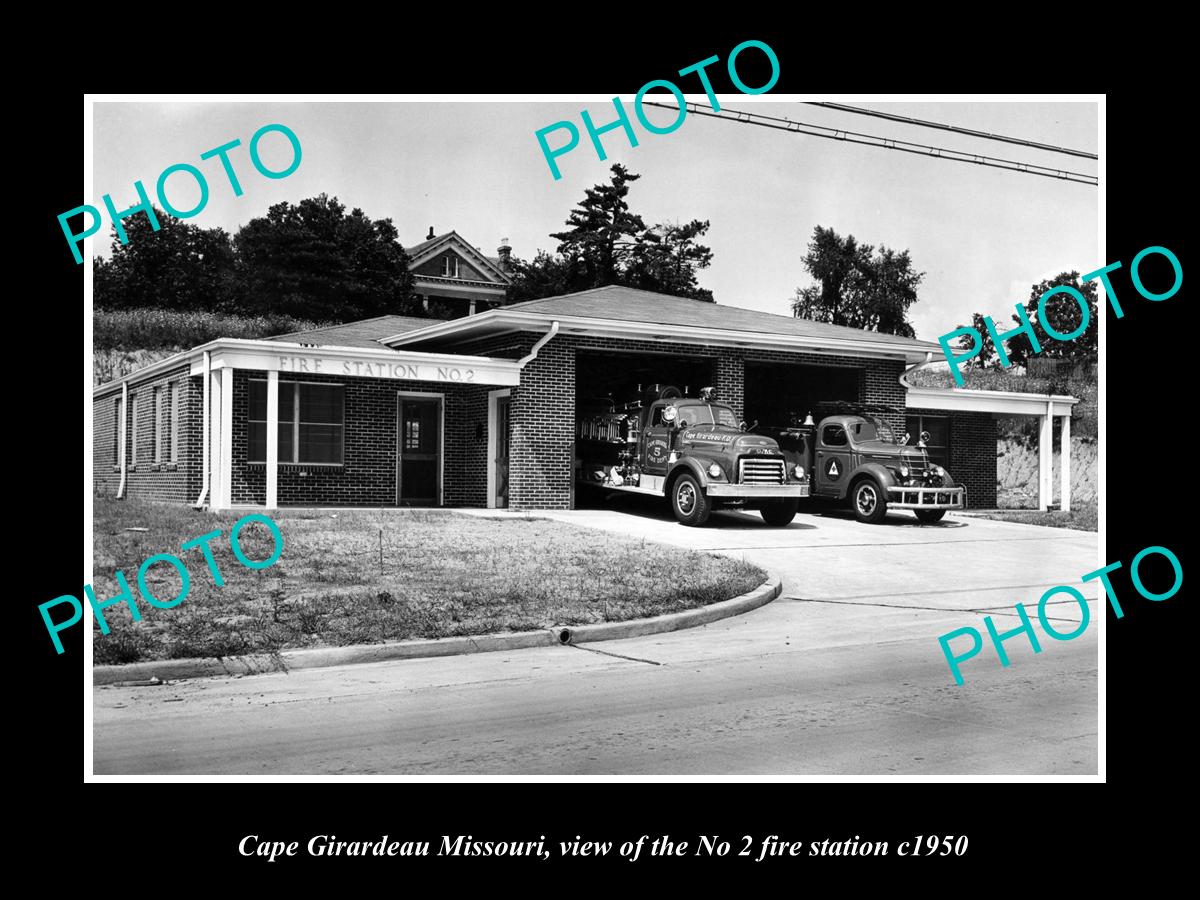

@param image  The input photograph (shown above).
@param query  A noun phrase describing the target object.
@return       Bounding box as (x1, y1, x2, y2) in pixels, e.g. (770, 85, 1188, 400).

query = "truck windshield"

(677, 404, 738, 427)
(851, 417, 897, 443)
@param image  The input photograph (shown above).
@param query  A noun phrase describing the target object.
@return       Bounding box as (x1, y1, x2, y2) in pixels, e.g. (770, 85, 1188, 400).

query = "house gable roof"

(403, 230, 511, 285)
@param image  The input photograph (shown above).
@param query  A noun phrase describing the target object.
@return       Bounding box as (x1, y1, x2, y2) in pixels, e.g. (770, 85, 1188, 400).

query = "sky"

(91, 99, 1098, 342)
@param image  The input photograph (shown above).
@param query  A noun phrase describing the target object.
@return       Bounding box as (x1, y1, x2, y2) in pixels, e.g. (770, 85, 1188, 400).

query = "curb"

(92, 573, 782, 686)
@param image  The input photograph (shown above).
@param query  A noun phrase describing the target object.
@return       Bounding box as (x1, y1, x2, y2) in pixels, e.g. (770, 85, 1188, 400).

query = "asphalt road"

(92, 504, 1100, 775)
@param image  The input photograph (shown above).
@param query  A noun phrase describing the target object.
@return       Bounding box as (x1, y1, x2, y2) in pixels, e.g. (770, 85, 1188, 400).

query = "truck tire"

(915, 509, 946, 524)
(760, 498, 799, 527)
(671, 473, 711, 526)
(851, 478, 888, 524)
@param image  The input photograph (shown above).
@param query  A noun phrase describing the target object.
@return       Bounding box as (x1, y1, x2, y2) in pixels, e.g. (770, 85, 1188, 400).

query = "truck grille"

(738, 457, 786, 485)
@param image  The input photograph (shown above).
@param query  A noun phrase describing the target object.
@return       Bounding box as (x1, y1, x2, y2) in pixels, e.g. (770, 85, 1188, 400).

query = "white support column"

(1060, 411, 1072, 513)
(218, 368, 234, 509)
(266, 370, 279, 509)
(1038, 401, 1053, 511)
(209, 367, 223, 509)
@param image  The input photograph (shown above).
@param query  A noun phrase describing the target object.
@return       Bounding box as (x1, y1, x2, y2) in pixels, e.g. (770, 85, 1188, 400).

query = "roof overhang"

(92, 338, 524, 398)
(906, 385, 1079, 415)
(383, 309, 938, 364)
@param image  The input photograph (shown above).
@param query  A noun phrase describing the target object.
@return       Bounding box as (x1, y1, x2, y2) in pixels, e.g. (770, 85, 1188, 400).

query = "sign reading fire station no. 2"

(276, 355, 479, 382)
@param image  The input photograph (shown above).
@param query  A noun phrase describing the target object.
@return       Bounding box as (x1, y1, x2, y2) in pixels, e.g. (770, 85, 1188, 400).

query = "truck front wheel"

(671, 474, 712, 526)
(851, 478, 888, 524)
(760, 498, 799, 527)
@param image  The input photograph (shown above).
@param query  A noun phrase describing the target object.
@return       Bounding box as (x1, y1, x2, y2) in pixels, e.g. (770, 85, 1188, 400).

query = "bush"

(94, 308, 332, 352)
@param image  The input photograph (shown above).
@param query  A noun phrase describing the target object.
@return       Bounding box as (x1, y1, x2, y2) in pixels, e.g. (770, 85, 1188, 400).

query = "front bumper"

(886, 484, 966, 509)
(706, 483, 810, 498)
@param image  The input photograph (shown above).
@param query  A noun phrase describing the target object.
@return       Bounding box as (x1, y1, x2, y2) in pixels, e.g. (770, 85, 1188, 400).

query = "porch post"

(1038, 401, 1053, 511)
(266, 370, 279, 509)
(1060, 410, 1071, 513)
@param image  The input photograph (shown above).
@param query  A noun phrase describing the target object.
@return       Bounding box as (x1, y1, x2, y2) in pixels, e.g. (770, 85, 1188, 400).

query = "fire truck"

(764, 405, 966, 524)
(575, 385, 810, 526)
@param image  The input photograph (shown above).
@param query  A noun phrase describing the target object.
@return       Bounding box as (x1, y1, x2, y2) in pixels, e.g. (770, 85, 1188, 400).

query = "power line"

(806, 101, 1097, 160)
(643, 102, 1097, 186)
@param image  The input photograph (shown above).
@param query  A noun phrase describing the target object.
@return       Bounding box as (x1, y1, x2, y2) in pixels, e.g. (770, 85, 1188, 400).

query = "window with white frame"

(248, 380, 344, 464)
(441, 254, 460, 278)
(129, 394, 138, 464)
(169, 381, 180, 462)
(153, 386, 164, 462)
(113, 398, 122, 466)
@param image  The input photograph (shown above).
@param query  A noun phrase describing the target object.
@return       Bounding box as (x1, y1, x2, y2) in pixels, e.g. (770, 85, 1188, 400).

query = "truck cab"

(771, 412, 966, 524)
(576, 386, 810, 527)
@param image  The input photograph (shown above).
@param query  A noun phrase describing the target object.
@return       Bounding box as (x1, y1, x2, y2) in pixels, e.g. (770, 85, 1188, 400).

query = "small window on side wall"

(442, 255, 460, 278)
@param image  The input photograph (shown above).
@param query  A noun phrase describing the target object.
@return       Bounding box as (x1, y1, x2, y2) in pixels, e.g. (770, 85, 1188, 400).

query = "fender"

(843, 462, 896, 500)
(665, 457, 712, 493)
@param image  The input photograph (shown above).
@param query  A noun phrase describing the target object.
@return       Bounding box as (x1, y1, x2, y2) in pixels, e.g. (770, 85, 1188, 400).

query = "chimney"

(496, 237, 512, 269)
(426, 226, 435, 240)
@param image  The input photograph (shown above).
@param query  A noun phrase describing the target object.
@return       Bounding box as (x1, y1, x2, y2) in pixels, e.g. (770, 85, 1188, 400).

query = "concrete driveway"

(93, 502, 1100, 776)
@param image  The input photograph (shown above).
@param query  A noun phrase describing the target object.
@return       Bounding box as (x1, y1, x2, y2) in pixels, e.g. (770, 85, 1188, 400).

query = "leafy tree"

(93, 209, 238, 312)
(549, 164, 647, 287)
(234, 194, 419, 321)
(958, 271, 1098, 370)
(626, 219, 715, 302)
(954, 311, 1000, 370)
(790, 225, 922, 337)
(507, 164, 716, 303)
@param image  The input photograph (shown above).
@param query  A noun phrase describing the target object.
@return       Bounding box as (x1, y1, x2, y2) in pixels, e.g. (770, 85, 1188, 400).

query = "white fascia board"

(383, 310, 937, 363)
(190, 338, 524, 386)
(906, 386, 1080, 415)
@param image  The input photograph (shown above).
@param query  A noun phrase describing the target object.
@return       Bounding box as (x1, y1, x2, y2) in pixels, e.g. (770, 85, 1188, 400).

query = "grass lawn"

(91, 497, 765, 665)
(964, 502, 1098, 532)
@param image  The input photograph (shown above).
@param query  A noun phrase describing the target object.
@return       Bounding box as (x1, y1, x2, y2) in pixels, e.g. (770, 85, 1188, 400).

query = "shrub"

(94, 308, 332, 352)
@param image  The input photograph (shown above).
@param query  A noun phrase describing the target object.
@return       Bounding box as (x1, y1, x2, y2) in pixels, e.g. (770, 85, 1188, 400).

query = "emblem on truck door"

(826, 459, 841, 479)
(647, 438, 669, 465)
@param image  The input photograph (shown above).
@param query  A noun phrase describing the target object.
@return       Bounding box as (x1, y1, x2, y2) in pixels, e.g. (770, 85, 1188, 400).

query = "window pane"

(822, 425, 847, 447)
(299, 424, 342, 463)
(299, 384, 342, 423)
(279, 421, 294, 461)
(249, 380, 266, 420)
(924, 417, 949, 448)
(280, 383, 295, 422)
(248, 421, 266, 462)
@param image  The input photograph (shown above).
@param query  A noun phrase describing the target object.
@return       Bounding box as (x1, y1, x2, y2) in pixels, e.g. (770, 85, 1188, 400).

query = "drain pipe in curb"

(116, 381, 128, 499)
(193, 350, 210, 508)
(518, 321, 559, 368)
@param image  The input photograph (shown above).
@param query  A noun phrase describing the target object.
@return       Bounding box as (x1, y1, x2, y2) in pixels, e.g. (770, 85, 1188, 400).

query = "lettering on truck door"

(642, 404, 671, 476)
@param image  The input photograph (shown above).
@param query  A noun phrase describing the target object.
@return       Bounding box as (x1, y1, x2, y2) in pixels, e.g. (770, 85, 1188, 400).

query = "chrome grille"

(738, 457, 786, 485)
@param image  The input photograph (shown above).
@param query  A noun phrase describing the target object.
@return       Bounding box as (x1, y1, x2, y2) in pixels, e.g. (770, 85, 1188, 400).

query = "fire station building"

(93, 280, 1078, 513)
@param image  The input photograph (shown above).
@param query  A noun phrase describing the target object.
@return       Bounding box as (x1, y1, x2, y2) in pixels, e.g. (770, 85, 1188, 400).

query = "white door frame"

(487, 388, 512, 509)
(396, 391, 445, 506)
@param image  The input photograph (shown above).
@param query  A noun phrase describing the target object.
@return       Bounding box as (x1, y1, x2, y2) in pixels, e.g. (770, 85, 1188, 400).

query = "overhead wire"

(804, 101, 1097, 160)
(641, 101, 1098, 186)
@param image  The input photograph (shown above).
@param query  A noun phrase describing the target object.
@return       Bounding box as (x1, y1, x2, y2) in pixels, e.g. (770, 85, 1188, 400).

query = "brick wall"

(908, 407, 998, 508)
(92, 365, 201, 503)
(228, 370, 493, 507)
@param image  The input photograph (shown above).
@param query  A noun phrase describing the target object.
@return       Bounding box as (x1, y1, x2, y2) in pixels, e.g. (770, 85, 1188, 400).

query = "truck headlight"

(708, 463, 722, 478)
(900, 465, 910, 478)
(792, 465, 805, 479)
(932, 464, 944, 477)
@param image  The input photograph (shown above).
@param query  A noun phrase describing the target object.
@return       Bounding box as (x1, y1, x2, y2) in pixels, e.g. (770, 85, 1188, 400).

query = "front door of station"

(494, 395, 510, 508)
(397, 397, 440, 506)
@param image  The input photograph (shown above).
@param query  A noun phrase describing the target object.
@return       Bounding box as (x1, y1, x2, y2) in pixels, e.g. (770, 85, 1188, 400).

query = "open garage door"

(574, 350, 715, 505)
(744, 362, 862, 429)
